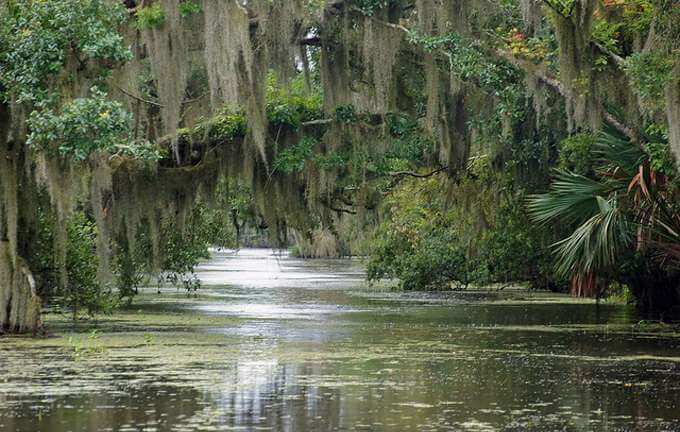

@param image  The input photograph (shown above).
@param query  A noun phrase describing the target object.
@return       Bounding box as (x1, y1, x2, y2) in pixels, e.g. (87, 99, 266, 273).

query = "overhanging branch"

(389, 166, 448, 178)
(354, 6, 639, 143)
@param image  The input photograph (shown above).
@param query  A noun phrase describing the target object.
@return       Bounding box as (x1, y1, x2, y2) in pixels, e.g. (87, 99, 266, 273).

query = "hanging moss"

(666, 63, 680, 167)
(520, 0, 543, 35)
(415, 0, 435, 34)
(90, 156, 114, 284)
(142, 0, 189, 163)
(319, 9, 354, 113)
(361, 17, 403, 113)
(264, 0, 305, 84)
(551, 0, 600, 130)
(202, 0, 269, 162)
(292, 226, 340, 259)
(203, 0, 251, 108)
(35, 155, 87, 294)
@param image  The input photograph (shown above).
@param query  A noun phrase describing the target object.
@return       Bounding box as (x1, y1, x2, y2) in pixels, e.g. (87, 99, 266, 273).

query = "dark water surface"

(2, 249, 680, 431)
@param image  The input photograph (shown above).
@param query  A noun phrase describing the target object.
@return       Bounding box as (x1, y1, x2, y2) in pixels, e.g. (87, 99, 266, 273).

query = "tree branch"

(301, 118, 333, 127)
(299, 36, 321, 46)
(389, 166, 448, 178)
(351, 5, 640, 143)
(115, 85, 162, 107)
(115, 85, 208, 108)
(592, 41, 625, 68)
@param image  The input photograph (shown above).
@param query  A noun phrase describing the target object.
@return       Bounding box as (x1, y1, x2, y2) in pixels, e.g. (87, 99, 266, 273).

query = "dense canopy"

(0, 0, 679, 333)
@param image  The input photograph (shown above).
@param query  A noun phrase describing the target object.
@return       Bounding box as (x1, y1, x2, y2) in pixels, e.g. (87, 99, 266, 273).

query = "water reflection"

(1, 248, 680, 431)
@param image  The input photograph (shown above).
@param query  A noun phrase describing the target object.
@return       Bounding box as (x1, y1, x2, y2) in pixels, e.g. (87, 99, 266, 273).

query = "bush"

(34, 209, 119, 319)
(368, 226, 473, 290)
(475, 203, 561, 290)
(136, 4, 165, 30)
(366, 176, 474, 290)
(366, 175, 562, 291)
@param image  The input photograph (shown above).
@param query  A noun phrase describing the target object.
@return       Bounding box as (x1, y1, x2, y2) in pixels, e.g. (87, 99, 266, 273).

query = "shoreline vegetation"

(21, 287, 680, 340)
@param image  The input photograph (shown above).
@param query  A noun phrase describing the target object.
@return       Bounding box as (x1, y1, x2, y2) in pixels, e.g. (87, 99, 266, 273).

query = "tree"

(1, 0, 679, 332)
(529, 127, 680, 309)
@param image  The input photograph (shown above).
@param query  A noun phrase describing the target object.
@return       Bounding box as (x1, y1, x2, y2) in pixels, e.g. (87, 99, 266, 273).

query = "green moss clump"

(177, 110, 247, 144)
(136, 4, 166, 30)
(558, 133, 596, 175)
(179, 0, 201, 17)
(265, 76, 324, 130)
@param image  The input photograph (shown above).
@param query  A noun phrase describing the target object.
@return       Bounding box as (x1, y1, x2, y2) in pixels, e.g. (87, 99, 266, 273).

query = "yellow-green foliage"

(136, 4, 165, 29)
(266, 74, 324, 129)
(177, 110, 247, 143)
(558, 133, 596, 175)
(624, 51, 675, 113)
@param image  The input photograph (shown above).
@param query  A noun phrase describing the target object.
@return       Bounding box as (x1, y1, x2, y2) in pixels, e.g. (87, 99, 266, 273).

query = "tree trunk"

(624, 256, 680, 316)
(0, 102, 42, 334)
(0, 242, 41, 334)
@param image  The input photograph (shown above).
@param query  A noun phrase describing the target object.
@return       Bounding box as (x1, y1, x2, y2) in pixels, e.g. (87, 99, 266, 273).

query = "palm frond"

(527, 170, 609, 225)
(593, 125, 646, 177)
(552, 197, 633, 278)
(528, 122, 678, 296)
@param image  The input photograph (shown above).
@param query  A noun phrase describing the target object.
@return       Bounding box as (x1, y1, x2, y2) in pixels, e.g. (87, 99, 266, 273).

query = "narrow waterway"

(1, 249, 680, 431)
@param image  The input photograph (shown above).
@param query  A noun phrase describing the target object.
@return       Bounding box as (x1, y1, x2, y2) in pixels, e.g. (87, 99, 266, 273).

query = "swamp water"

(1, 248, 679, 431)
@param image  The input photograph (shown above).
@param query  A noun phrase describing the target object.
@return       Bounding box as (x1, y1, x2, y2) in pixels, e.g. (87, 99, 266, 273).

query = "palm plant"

(528, 126, 680, 304)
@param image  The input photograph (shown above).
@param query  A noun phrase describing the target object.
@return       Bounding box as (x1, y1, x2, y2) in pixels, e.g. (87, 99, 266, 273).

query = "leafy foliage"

(64, 212, 119, 317)
(558, 133, 596, 175)
(266, 73, 323, 129)
(34, 209, 119, 319)
(624, 51, 675, 113)
(410, 32, 521, 95)
(367, 174, 556, 290)
(475, 203, 557, 288)
(135, 4, 166, 30)
(367, 176, 473, 290)
(177, 108, 247, 143)
(27, 88, 158, 161)
(0, 0, 130, 102)
(179, 1, 202, 18)
(273, 137, 318, 174)
(114, 184, 242, 297)
(529, 127, 680, 304)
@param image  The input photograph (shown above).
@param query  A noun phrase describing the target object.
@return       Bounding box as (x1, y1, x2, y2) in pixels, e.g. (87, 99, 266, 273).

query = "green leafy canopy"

(27, 87, 159, 161)
(0, 0, 130, 103)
